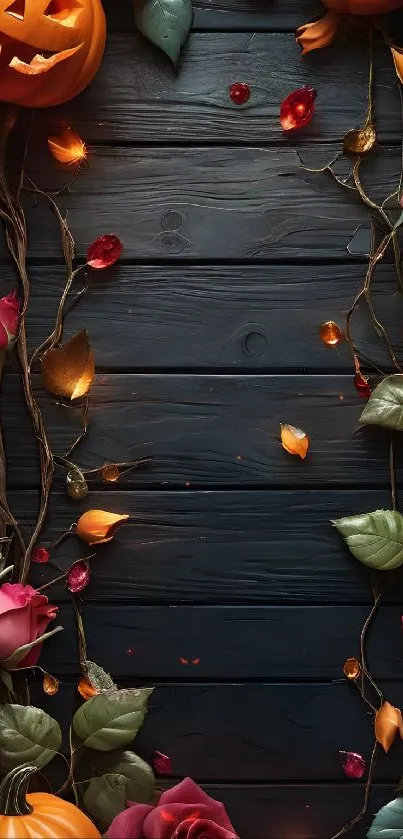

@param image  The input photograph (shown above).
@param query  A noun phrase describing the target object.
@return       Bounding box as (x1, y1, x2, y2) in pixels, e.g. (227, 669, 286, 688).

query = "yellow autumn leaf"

(42, 330, 94, 400)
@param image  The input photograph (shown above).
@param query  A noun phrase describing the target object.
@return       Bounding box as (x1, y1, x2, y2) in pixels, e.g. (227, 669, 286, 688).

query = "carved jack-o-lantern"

(0, 0, 105, 107)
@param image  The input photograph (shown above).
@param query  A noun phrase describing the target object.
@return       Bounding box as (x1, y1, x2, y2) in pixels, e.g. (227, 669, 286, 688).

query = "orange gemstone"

(343, 657, 361, 680)
(78, 676, 98, 700)
(319, 321, 342, 347)
(101, 464, 120, 483)
(43, 673, 59, 695)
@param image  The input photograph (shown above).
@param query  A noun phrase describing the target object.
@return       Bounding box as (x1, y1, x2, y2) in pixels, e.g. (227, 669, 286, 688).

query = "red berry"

(67, 560, 90, 593)
(354, 371, 371, 399)
(280, 86, 317, 131)
(229, 82, 251, 105)
(32, 546, 50, 564)
(87, 234, 123, 269)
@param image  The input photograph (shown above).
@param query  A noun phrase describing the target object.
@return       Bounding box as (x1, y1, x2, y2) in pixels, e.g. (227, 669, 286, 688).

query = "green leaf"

(360, 375, 403, 431)
(83, 754, 154, 830)
(368, 796, 403, 837)
(73, 688, 154, 751)
(133, 0, 193, 66)
(86, 660, 117, 692)
(333, 509, 403, 570)
(0, 704, 62, 771)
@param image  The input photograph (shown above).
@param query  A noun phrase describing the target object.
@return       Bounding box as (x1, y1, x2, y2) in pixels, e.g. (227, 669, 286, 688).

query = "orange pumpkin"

(0, 765, 101, 838)
(323, 0, 403, 12)
(0, 0, 105, 107)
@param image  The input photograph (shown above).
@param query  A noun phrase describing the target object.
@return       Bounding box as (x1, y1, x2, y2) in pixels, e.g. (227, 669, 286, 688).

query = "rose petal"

(106, 804, 154, 839)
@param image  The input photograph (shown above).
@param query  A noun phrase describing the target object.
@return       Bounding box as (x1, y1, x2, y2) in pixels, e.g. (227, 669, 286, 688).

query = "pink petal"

(158, 781, 235, 831)
(106, 804, 154, 838)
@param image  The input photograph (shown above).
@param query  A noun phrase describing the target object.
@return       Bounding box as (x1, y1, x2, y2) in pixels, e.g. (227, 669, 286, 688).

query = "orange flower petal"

(296, 12, 341, 55)
(48, 129, 86, 165)
(280, 424, 309, 459)
(375, 701, 403, 753)
(78, 676, 99, 700)
(76, 510, 129, 545)
(391, 47, 403, 85)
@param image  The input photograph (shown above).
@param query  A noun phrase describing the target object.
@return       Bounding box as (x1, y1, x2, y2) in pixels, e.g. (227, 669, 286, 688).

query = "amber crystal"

(78, 676, 98, 700)
(101, 464, 120, 483)
(319, 321, 342, 346)
(66, 469, 88, 499)
(43, 673, 59, 695)
(343, 657, 361, 680)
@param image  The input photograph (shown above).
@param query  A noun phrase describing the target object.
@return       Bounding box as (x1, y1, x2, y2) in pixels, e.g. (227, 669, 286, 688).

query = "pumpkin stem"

(0, 765, 36, 816)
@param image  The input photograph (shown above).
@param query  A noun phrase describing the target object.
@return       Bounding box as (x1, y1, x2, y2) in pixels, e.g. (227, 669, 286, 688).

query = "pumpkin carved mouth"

(0, 33, 83, 75)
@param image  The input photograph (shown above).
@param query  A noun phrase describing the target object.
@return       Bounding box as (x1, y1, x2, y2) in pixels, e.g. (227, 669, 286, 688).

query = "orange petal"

(78, 676, 99, 700)
(280, 424, 309, 459)
(296, 12, 340, 55)
(41, 330, 94, 401)
(391, 46, 403, 84)
(9, 44, 82, 75)
(48, 129, 86, 165)
(375, 701, 402, 753)
(76, 510, 129, 545)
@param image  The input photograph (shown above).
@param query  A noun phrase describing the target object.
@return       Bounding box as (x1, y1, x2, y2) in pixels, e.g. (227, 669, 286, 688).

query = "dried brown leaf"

(41, 330, 94, 400)
(375, 701, 403, 753)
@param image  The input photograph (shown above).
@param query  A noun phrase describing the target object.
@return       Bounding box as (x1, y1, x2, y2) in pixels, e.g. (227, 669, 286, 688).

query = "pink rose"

(106, 778, 239, 839)
(0, 583, 58, 667)
(0, 290, 20, 351)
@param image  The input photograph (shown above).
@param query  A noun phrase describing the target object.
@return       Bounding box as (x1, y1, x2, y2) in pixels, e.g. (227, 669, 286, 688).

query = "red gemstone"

(354, 371, 371, 399)
(339, 750, 366, 780)
(86, 234, 123, 269)
(67, 560, 90, 593)
(280, 86, 317, 131)
(32, 546, 50, 564)
(152, 751, 172, 775)
(229, 82, 251, 105)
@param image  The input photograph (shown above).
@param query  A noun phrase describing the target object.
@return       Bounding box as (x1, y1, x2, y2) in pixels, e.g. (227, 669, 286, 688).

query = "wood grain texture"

(103, 0, 323, 32)
(13, 489, 399, 604)
(18, 144, 401, 261)
(19, 264, 400, 372)
(41, 602, 403, 680)
(35, 681, 403, 783)
(3, 373, 402, 488)
(41, 34, 402, 144)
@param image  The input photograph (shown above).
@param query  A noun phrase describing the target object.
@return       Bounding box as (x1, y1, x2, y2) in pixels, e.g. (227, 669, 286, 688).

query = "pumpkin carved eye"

(5, 0, 25, 21)
(44, 0, 82, 26)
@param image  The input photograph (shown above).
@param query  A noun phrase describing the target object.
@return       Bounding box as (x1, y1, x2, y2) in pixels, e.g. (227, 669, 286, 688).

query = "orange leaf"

(280, 424, 309, 459)
(47, 128, 86, 165)
(296, 11, 340, 55)
(375, 701, 403, 753)
(42, 330, 94, 400)
(76, 510, 129, 545)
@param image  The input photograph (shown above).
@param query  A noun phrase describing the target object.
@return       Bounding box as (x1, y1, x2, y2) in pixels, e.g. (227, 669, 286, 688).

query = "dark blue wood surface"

(3, 2, 403, 836)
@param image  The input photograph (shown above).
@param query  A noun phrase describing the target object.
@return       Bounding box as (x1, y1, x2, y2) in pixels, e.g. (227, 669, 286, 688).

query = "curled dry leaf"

(295, 11, 340, 55)
(343, 125, 376, 156)
(280, 424, 309, 459)
(76, 510, 130, 545)
(375, 701, 403, 753)
(42, 330, 94, 400)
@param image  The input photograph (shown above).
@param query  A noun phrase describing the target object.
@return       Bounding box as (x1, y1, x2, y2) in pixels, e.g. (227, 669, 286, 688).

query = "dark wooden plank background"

(3, 1, 403, 837)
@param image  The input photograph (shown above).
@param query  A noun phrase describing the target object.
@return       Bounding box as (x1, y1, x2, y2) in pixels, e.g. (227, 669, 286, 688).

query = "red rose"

(0, 583, 58, 667)
(106, 778, 239, 839)
(0, 291, 20, 351)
